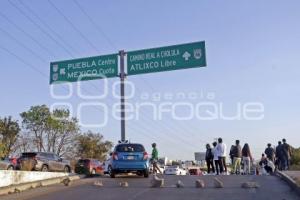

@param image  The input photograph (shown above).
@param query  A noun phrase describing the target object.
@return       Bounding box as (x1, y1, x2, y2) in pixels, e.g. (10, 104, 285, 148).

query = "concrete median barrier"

(0, 170, 83, 196)
(276, 171, 300, 196)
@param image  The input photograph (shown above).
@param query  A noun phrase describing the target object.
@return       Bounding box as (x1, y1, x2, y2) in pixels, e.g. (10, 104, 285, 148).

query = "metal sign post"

(119, 50, 126, 142)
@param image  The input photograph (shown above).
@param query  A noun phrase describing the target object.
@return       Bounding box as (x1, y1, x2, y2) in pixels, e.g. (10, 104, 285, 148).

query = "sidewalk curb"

(275, 171, 300, 196)
(0, 174, 84, 196)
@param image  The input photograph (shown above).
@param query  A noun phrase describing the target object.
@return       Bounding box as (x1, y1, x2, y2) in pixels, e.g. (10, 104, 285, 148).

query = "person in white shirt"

(216, 138, 227, 174)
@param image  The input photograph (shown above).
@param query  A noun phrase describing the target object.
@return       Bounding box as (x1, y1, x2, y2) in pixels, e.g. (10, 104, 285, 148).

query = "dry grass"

(292, 177, 300, 187)
(289, 165, 300, 171)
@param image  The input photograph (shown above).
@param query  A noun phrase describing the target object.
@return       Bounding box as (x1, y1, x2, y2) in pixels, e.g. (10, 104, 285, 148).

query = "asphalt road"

(2, 174, 299, 200)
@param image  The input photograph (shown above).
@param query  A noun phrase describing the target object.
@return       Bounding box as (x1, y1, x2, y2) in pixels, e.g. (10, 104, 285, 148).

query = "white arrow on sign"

(182, 51, 191, 61)
(60, 68, 66, 75)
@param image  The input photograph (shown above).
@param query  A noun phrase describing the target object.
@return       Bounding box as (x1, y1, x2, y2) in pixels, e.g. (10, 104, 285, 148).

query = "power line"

(0, 27, 46, 63)
(47, 0, 100, 53)
(0, 45, 47, 78)
(72, 0, 118, 51)
(0, 11, 55, 57)
(7, 0, 75, 58)
(18, 0, 82, 56)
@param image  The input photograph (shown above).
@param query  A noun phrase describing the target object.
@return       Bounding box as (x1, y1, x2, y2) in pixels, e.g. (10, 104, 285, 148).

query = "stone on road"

(2, 175, 299, 200)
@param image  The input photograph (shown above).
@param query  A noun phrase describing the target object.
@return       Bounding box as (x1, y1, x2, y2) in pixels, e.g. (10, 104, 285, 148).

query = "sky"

(0, 0, 300, 160)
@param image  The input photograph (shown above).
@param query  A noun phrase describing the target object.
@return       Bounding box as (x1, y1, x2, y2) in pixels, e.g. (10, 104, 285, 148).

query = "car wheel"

(144, 169, 149, 178)
(64, 166, 71, 173)
(136, 171, 143, 176)
(7, 165, 14, 170)
(41, 165, 49, 172)
(108, 166, 115, 178)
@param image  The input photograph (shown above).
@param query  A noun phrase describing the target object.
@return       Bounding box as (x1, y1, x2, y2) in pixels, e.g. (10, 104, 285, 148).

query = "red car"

(75, 159, 104, 176)
(188, 168, 202, 175)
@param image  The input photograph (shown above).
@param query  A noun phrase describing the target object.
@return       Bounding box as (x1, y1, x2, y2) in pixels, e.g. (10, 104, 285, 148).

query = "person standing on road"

(212, 142, 221, 175)
(205, 144, 215, 174)
(151, 143, 162, 174)
(232, 140, 242, 174)
(282, 139, 292, 170)
(216, 138, 227, 174)
(229, 145, 235, 165)
(265, 143, 275, 162)
(242, 143, 253, 175)
(276, 141, 283, 170)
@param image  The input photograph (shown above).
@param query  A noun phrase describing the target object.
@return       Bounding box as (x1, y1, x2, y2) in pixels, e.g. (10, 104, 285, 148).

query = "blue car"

(109, 143, 149, 178)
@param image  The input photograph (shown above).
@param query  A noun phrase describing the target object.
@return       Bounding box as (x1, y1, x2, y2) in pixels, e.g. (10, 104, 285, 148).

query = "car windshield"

(21, 153, 37, 158)
(116, 144, 145, 152)
(78, 159, 90, 164)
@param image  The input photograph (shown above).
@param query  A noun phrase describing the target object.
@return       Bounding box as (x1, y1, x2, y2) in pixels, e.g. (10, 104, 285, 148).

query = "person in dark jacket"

(282, 139, 292, 170)
(229, 145, 235, 165)
(265, 143, 275, 162)
(205, 144, 215, 174)
(276, 141, 283, 170)
(232, 140, 242, 174)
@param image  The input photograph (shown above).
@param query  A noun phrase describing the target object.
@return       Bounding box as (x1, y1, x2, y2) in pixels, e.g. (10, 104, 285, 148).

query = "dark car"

(17, 152, 71, 173)
(109, 143, 149, 178)
(75, 159, 104, 176)
(0, 158, 15, 170)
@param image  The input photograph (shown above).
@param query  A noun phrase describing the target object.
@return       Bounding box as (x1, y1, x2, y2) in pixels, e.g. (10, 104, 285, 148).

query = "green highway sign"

(127, 41, 206, 76)
(50, 54, 118, 84)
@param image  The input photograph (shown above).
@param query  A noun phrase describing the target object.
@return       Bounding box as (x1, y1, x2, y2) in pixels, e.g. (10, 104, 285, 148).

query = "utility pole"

(119, 50, 126, 142)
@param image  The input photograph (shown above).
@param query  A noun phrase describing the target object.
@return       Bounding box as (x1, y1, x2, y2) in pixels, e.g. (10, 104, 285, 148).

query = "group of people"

(262, 139, 292, 171)
(205, 138, 230, 175)
(205, 138, 293, 175)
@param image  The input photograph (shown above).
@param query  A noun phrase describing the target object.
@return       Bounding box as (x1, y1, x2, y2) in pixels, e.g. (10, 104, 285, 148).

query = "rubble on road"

(150, 175, 164, 188)
(119, 181, 129, 188)
(213, 177, 224, 188)
(94, 181, 103, 187)
(195, 179, 205, 188)
(175, 180, 184, 188)
(241, 181, 260, 188)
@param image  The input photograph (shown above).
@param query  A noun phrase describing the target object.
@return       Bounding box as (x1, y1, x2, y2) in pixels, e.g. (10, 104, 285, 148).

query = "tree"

(20, 105, 79, 156)
(0, 116, 20, 158)
(76, 131, 113, 161)
(20, 105, 50, 152)
(291, 147, 300, 166)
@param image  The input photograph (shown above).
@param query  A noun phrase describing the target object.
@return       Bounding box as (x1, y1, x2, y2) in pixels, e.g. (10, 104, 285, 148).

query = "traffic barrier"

(276, 171, 300, 196)
(0, 174, 82, 196)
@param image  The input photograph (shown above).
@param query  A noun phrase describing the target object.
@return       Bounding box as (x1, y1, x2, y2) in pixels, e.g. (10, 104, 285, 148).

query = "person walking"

(242, 143, 253, 175)
(205, 144, 215, 174)
(151, 143, 162, 174)
(276, 141, 283, 170)
(282, 139, 292, 170)
(232, 140, 242, 174)
(212, 142, 221, 175)
(216, 138, 227, 174)
(265, 143, 275, 162)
